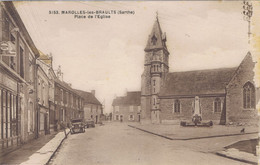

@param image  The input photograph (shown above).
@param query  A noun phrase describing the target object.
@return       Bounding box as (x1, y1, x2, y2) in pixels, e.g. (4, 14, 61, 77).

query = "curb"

(128, 125, 174, 140)
(45, 130, 70, 165)
(128, 125, 258, 141)
(216, 152, 258, 165)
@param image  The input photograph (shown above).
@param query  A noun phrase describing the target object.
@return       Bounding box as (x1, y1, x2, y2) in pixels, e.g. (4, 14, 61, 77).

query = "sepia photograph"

(0, 1, 259, 165)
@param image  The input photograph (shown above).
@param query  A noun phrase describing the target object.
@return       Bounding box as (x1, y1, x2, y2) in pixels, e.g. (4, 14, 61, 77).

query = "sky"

(13, 1, 260, 113)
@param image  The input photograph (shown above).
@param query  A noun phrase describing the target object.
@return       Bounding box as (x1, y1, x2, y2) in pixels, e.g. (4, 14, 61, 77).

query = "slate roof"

(144, 18, 167, 51)
(112, 91, 141, 106)
(159, 67, 237, 97)
(76, 90, 102, 105)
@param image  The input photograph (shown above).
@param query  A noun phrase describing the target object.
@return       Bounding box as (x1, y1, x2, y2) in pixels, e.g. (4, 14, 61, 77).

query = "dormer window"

(151, 35, 157, 45)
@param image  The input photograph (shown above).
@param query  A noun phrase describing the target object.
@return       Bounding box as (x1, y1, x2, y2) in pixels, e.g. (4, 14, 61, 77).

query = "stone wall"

(160, 96, 225, 124)
(226, 53, 259, 125)
(113, 105, 140, 122)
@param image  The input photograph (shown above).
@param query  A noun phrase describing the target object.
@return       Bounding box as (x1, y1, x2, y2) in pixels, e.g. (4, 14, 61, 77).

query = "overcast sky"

(14, 1, 260, 113)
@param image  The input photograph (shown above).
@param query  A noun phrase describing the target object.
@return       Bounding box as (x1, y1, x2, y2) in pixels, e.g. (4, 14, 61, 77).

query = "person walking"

(60, 121, 67, 138)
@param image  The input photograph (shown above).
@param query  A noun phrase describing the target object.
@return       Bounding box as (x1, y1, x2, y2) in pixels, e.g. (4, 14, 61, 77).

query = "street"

(49, 122, 250, 165)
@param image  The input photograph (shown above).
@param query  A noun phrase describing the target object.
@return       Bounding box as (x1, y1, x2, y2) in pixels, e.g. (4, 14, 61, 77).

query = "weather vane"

(242, 0, 253, 44)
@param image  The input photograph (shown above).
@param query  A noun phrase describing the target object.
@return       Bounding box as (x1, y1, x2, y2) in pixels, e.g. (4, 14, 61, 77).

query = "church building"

(141, 17, 259, 125)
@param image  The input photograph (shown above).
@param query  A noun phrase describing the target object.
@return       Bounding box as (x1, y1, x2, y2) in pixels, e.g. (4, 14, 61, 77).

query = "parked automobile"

(85, 119, 95, 128)
(70, 118, 85, 134)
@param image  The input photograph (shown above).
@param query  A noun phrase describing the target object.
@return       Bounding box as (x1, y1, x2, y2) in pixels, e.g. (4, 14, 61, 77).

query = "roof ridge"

(169, 67, 237, 74)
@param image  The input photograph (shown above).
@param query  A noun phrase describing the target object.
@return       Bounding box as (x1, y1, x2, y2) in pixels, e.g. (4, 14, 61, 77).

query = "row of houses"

(112, 17, 259, 125)
(0, 2, 103, 154)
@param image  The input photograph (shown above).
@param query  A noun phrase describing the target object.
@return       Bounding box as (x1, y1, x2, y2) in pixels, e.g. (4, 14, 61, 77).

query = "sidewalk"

(0, 129, 69, 165)
(216, 148, 258, 165)
(128, 123, 259, 140)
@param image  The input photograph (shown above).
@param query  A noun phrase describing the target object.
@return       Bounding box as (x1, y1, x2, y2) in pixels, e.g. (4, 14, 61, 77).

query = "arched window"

(243, 82, 255, 109)
(174, 99, 180, 113)
(214, 98, 221, 112)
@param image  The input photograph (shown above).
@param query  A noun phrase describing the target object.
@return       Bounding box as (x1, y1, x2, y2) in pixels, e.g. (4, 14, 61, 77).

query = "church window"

(174, 99, 180, 113)
(151, 35, 157, 45)
(214, 98, 221, 112)
(153, 98, 156, 105)
(243, 82, 255, 109)
(154, 88, 155, 93)
(153, 80, 156, 86)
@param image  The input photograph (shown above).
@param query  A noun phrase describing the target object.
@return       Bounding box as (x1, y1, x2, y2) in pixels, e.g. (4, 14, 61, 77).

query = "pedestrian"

(60, 121, 67, 138)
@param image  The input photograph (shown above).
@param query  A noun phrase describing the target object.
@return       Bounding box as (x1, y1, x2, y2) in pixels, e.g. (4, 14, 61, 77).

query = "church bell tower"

(141, 15, 169, 124)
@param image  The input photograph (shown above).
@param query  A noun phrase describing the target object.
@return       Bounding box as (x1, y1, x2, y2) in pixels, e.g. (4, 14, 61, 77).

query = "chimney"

(91, 90, 95, 96)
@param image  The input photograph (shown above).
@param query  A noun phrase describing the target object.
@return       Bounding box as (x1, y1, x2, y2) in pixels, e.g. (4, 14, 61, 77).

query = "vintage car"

(70, 118, 85, 134)
(85, 119, 95, 128)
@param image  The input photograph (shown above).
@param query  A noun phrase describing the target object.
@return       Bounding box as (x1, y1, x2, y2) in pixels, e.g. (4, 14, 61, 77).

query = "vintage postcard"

(0, 1, 259, 165)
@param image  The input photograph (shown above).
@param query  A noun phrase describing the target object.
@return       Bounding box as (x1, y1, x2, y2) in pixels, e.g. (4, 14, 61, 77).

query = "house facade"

(54, 79, 84, 130)
(37, 51, 56, 134)
(0, 2, 39, 151)
(76, 90, 103, 124)
(36, 61, 50, 136)
(112, 91, 141, 122)
(141, 17, 259, 125)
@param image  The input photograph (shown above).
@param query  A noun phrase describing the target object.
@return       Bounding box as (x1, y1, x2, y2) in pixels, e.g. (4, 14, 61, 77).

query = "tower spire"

(144, 13, 167, 52)
(141, 15, 170, 124)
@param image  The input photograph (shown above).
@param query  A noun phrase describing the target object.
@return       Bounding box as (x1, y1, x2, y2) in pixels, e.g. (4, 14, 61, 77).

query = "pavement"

(0, 129, 70, 165)
(128, 122, 259, 164)
(49, 122, 253, 165)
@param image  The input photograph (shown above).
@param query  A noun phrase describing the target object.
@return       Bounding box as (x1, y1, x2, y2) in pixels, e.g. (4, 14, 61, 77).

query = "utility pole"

(242, 0, 253, 44)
